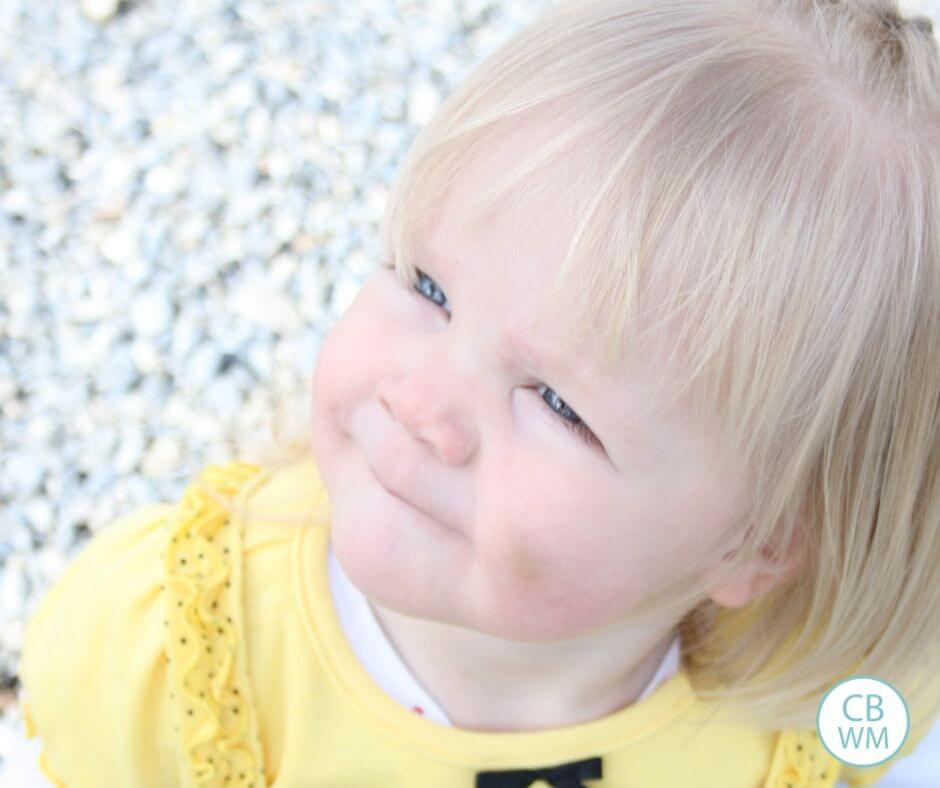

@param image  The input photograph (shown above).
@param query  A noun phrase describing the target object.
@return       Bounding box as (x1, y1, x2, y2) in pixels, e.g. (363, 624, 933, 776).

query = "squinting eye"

(406, 266, 599, 449)
(536, 385, 597, 447)
(412, 268, 450, 312)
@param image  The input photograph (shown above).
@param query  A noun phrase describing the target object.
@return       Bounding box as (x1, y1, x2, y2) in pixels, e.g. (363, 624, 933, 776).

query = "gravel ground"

(0, 0, 553, 762)
(1, 0, 938, 772)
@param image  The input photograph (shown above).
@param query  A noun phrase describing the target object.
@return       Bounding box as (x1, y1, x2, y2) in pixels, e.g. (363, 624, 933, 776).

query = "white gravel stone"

(144, 164, 183, 196)
(230, 279, 302, 334)
(131, 291, 174, 337)
(0, 558, 27, 632)
(82, 0, 120, 24)
(140, 433, 184, 478)
(23, 499, 54, 537)
(407, 79, 441, 125)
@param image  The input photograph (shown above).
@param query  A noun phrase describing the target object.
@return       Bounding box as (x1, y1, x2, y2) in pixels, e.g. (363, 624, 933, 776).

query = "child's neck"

(368, 600, 680, 732)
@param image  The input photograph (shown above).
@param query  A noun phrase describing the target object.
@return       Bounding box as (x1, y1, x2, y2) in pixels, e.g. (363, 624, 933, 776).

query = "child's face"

(310, 132, 750, 641)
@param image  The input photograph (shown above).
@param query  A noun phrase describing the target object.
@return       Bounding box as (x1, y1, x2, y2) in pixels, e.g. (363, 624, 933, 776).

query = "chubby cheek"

(473, 466, 640, 641)
(312, 323, 356, 417)
(312, 284, 390, 421)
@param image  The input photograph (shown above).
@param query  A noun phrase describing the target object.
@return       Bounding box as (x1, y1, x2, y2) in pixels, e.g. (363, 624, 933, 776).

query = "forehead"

(411, 131, 691, 445)
(417, 137, 589, 369)
(420, 125, 582, 322)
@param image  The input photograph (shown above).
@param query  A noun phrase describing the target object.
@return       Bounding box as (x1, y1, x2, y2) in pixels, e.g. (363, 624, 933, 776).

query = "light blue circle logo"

(817, 675, 910, 767)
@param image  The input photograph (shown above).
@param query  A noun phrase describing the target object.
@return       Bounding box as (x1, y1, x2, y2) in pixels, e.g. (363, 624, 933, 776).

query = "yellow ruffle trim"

(19, 699, 67, 788)
(766, 729, 842, 788)
(162, 460, 273, 788)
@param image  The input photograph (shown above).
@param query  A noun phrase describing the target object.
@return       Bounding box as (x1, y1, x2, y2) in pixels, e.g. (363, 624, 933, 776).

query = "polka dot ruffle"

(162, 460, 272, 787)
(769, 729, 842, 788)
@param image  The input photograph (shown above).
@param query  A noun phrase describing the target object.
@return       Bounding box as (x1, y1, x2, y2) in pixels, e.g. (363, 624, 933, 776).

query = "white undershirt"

(326, 543, 682, 726)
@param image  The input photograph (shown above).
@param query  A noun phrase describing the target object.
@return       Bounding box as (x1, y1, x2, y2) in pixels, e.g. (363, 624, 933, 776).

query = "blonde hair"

(229, 0, 940, 732)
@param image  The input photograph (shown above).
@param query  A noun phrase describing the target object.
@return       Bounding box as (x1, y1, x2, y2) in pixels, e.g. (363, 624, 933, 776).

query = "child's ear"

(701, 523, 807, 609)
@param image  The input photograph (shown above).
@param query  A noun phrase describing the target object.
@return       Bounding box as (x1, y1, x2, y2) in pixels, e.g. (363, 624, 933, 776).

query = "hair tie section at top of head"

(811, 0, 936, 38)
(879, 7, 934, 38)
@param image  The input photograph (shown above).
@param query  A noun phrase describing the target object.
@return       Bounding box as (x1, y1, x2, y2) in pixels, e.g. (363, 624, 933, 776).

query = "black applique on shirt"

(475, 755, 603, 787)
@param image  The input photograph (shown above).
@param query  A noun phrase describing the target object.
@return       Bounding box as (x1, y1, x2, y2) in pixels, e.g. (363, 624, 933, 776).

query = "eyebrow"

(422, 252, 562, 372)
(423, 253, 589, 390)
(500, 331, 566, 382)
(511, 328, 656, 454)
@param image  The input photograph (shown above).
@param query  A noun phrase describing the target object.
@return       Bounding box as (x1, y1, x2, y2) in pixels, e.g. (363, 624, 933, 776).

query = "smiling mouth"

(368, 462, 425, 513)
(380, 476, 413, 508)
(367, 462, 460, 535)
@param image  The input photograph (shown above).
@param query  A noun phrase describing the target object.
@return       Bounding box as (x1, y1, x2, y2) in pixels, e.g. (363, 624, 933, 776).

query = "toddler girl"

(13, 0, 940, 786)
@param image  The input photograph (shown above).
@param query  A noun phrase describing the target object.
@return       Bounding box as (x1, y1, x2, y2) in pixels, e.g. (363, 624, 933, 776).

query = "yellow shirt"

(16, 456, 935, 787)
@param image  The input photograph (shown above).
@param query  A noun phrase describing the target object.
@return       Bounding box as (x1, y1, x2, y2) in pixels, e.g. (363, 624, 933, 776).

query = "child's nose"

(375, 372, 475, 465)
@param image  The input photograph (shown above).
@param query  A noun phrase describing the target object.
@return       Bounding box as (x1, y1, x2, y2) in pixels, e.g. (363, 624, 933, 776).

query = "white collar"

(327, 542, 681, 726)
